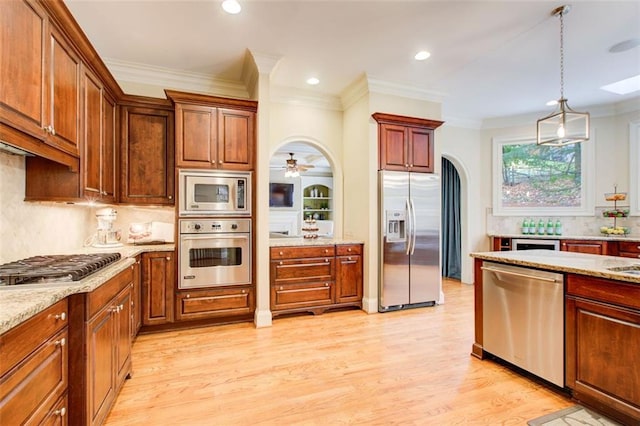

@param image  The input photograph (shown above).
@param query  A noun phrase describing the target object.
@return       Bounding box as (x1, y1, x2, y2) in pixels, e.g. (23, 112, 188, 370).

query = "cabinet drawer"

(270, 245, 334, 259)
(0, 328, 68, 425)
(87, 265, 133, 318)
(39, 393, 68, 426)
(271, 257, 334, 282)
(567, 274, 640, 311)
(176, 287, 254, 321)
(272, 281, 334, 310)
(336, 244, 362, 256)
(618, 241, 640, 254)
(0, 299, 68, 376)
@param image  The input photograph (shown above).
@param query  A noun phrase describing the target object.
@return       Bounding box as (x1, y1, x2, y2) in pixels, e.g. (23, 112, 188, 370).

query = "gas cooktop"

(0, 253, 122, 286)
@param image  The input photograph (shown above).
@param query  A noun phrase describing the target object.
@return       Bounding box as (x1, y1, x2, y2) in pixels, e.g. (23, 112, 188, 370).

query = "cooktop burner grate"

(0, 253, 122, 286)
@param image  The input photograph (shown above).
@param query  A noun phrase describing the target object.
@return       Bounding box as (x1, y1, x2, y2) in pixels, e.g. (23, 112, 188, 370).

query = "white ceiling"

(66, 0, 640, 125)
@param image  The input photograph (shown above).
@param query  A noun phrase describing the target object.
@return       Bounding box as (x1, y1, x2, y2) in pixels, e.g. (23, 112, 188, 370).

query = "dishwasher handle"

(481, 266, 559, 283)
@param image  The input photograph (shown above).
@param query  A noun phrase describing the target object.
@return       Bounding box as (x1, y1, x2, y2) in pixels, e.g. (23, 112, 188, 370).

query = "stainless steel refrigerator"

(379, 170, 441, 311)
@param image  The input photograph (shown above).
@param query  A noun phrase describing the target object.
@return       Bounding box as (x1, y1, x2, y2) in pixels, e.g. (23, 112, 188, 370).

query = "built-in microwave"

(179, 170, 251, 216)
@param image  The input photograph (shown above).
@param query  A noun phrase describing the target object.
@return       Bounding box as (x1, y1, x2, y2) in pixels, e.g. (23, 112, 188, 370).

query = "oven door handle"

(181, 234, 249, 241)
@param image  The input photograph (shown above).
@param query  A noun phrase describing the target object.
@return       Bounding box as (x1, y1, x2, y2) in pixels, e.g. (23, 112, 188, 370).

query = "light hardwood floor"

(105, 279, 572, 425)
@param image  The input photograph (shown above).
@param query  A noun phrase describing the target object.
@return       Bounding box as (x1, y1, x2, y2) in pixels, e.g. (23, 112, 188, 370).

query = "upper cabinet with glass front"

(373, 113, 444, 173)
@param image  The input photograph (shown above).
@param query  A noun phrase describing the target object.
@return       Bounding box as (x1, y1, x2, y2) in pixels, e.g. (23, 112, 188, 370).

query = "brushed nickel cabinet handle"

(241, 289, 246, 294)
(279, 251, 283, 256)
(186, 294, 190, 298)
(325, 283, 329, 287)
(279, 286, 283, 291)
(55, 338, 66, 347)
(166, 256, 171, 261)
(348, 248, 352, 252)
(54, 407, 66, 417)
(168, 195, 173, 200)
(279, 261, 283, 265)
(54, 312, 66, 321)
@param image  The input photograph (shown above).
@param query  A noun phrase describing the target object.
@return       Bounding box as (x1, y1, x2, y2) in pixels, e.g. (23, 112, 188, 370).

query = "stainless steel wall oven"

(179, 218, 251, 289)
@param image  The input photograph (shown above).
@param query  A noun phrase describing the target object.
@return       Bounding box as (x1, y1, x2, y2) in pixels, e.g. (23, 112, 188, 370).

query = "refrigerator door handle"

(409, 198, 417, 255)
(405, 198, 412, 255)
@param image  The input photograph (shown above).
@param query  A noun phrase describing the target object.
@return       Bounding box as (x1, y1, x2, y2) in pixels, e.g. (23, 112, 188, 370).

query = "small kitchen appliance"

(179, 170, 251, 216)
(93, 208, 122, 248)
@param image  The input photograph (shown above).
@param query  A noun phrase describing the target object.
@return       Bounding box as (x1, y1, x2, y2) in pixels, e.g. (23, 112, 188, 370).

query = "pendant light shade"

(537, 5, 590, 146)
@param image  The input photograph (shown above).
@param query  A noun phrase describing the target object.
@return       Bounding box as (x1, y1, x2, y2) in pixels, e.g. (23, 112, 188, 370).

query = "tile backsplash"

(487, 211, 640, 237)
(0, 151, 174, 263)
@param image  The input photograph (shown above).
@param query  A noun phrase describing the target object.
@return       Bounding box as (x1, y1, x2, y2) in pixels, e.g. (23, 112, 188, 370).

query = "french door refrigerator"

(379, 170, 441, 311)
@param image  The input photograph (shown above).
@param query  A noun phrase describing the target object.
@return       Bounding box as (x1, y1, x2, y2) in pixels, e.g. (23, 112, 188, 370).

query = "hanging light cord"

(559, 9, 565, 100)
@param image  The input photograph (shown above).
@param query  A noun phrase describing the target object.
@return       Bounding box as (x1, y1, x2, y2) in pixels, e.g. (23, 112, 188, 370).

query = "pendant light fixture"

(537, 5, 590, 146)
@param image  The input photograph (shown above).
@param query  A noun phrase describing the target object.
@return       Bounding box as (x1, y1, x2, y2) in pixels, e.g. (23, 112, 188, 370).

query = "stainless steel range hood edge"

(0, 140, 35, 157)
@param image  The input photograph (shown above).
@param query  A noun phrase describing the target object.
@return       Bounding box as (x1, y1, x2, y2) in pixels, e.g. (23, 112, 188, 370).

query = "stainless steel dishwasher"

(482, 261, 564, 387)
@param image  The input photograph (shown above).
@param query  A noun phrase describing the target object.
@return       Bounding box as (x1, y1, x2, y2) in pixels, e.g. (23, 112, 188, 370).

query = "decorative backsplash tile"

(0, 152, 175, 263)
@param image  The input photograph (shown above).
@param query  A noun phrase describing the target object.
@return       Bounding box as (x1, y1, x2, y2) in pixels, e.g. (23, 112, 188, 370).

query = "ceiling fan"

(273, 153, 314, 177)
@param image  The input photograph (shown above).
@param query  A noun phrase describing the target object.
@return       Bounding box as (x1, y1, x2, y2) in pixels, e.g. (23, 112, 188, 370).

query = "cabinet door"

(336, 254, 363, 304)
(86, 305, 116, 426)
(379, 123, 408, 171)
(101, 92, 117, 202)
(120, 106, 175, 204)
(217, 108, 254, 170)
(566, 297, 640, 421)
(114, 287, 132, 385)
(407, 126, 434, 173)
(175, 104, 216, 168)
(81, 67, 103, 199)
(0, 0, 47, 135)
(131, 258, 142, 337)
(142, 252, 175, 326)
(561, 240, 605, 255)
(47, 24, 80, 156)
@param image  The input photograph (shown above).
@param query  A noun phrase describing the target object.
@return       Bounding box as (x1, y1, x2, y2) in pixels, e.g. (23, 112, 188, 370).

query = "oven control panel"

(179, 219, 251, 234)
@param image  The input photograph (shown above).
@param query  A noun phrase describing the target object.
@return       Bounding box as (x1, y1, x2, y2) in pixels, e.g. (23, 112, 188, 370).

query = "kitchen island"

(470, 249, 640, 425)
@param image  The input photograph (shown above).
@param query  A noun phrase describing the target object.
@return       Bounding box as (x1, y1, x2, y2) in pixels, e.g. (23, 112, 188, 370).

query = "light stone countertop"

(470, 249, 640, 285)
(488, 233, 640, 242)
(0, 244, 175, 335)
(269, 237, 365, 247)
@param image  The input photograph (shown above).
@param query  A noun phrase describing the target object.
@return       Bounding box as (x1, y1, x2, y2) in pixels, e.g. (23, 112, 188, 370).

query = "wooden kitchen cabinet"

(166, 90, 257, 170)
(68, 266, 133, 426)
(120, 100, 175, 205)
(270, 244, 363, 316)
(617, 241, 640, 259)
(25, 68, 117, 203)
(131, 257, 142, 337)
(0, 299, 68, 426)
(335, 244, 363, 305)
(0, 0, 79, 168)
(141, 251, 175, 327)
(566, 274, 640, 425)
(175, 286, 254, 322)
(561, 239, 610, 255)
(372, 112, 444, 173)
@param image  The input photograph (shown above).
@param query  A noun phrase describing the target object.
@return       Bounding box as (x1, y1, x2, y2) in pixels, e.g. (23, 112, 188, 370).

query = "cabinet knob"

(218, 160, 222, 164)
(348, 248, 352, 252)
(54, 407, 66, 417)
(325, 259, 329, 263)
(348, 257, 352, 261)
(325, 283, 329, 287)
(279, 251, 283, 256)
(55, 338, 66, 347)
(54, 312, 66, 321)
(324, 249, 329, 253)
(637, 245, 640, 250)
(166, 256, 171, 261)
(405, 163, 409, 168)
(241, 289, 246, 294)
(279, 261, 283, 265)
(186, 294, 190, 298)
(279, 286, 283, 291)
(168, 195, 173, 200)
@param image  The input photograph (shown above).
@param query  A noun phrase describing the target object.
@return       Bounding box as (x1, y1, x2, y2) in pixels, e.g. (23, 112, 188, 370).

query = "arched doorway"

(441, 157, 461, 280)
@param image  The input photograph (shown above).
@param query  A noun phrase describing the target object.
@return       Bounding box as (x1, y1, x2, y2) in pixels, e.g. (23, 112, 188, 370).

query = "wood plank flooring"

(105, 279, 572, 425)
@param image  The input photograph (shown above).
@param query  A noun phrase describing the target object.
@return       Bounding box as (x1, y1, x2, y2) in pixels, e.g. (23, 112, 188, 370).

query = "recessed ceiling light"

(222, 0, 241, 14)
(546, 100, 558, 106)
(306, 77, 320, 86)
(414, 51, 431, 61)
(609, 38, 640, 53)
(601, 74, 640, 95)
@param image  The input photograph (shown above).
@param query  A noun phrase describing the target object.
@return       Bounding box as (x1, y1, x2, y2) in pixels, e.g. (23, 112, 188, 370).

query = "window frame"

(630, 121, 640, 216)
(492, 134, 595, 216)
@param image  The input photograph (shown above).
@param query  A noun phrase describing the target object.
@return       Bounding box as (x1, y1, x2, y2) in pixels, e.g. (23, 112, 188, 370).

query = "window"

(631, 121, 640, 216)
(492, 136, 594, 216)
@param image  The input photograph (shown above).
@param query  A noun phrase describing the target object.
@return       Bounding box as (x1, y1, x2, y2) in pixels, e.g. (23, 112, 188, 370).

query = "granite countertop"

(0, 243, 175, 335)
(470, 249, 640, 284)
(269, 237, 365, 247)
(488, 233, 640, 242)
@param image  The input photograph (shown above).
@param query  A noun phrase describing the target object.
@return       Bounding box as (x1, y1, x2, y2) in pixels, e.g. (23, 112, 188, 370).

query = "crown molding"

(340, 74, 369, 110)
(367, 77, 447, 104)
(442, 115, 483, 129)
(102, 58, 250, 99)
(270, 86, 343, 111)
